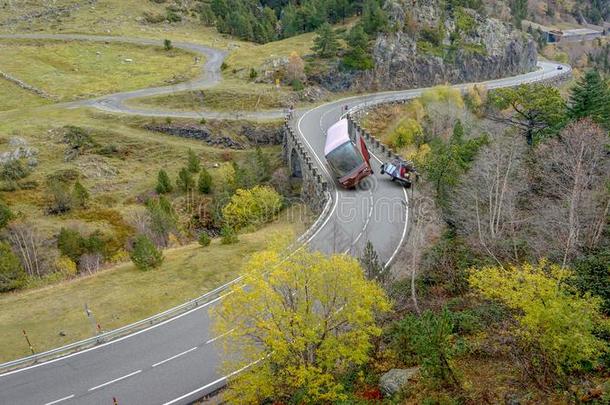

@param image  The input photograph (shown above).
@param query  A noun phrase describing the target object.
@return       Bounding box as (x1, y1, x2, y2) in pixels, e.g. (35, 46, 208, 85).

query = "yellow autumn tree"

(469, 261, 608, 375)
(286, 51, 305, 83)
(211, 240, 391, 404)
(421, 85, 465, 109)
(222, 185, 282, 230)
(384, 117, 424, 148)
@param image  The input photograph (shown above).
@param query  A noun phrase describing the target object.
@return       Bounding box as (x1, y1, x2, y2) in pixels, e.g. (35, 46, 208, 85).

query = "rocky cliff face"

(371, 0, 537, 89)
(313, 0, 537, 91)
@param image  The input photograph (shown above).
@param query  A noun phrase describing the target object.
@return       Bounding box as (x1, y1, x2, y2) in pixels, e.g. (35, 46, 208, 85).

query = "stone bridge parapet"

(282, 122, 329, 213)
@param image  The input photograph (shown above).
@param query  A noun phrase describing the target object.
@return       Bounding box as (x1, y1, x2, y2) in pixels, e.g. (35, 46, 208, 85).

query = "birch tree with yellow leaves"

(210, 242, 390, 404)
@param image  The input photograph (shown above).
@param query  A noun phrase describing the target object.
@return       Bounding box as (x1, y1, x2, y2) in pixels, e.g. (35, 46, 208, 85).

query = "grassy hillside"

(0, 39, 201, 102)
(0, 207, 310, 362)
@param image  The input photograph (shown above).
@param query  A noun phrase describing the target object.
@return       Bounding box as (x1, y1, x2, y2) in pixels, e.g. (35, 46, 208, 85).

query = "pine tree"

(255, 147, 271, 182)
(343, 24, 374, 70)
(146, 196, 177, 247)
(176, 167, 195, 192)
(568, 70, 610, 129)
(360, 241, 390, 285)
(451, 119, 465, 144)
(313, 23, 340, 58)
(156, 169, 173, 194)
(361, 0, 387, 36)
(198, 168, 213, 194)
(187, 149, 201, 173)
(510, 0, 527, 29)
(72, 181, 89, 209)
(130, 234, 164, 271)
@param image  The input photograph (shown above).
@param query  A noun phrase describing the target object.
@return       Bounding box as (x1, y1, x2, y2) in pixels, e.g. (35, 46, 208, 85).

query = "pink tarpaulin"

(324, 118, 350, 156)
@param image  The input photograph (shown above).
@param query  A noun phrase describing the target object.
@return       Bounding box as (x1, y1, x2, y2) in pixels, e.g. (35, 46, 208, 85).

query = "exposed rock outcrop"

(143, 122, 284, 149)
(379, 368, 419, 396)
(143, 123, 245, 149)
(313, 0, 537, 91)
(371, 1, 536, 89)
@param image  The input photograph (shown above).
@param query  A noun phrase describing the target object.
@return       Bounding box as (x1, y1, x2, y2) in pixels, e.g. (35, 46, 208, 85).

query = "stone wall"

(282, 123, 329, 213)
(0, 71, 57, 100)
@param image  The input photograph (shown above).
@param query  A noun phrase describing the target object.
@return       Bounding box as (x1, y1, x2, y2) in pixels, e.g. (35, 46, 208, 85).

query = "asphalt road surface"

(0, 34, 570, 405)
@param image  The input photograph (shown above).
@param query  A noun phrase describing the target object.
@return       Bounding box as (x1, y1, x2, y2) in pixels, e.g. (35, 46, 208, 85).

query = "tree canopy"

(568, 69, 610, 129)
(469, 261, 608, 375)
(312, 23, 339, 58)
(206, 0, 358, 43)
(212, 242, 390, 404)
(489, 84, 567, 145)
(343, 24, 374, 70)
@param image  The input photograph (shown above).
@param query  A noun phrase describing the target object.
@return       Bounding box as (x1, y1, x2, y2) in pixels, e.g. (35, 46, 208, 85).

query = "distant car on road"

(557, 66, 564, 70)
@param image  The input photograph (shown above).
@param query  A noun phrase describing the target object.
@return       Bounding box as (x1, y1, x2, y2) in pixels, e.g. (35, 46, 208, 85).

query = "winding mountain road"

(0, 33, 570, 405)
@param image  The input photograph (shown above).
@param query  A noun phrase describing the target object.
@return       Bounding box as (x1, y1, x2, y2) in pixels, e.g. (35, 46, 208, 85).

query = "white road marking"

(43, 394, 75, 405)
(162, 358, 263, 405)
(152, 347, 198, 368)
(88, 370, 142, 392)
(0, 50, 565, 396)
(385, 186, 409, 269)
(0, 294, 228, 378)
(366, 149, 410, 269)
(205, 328, 235, 344)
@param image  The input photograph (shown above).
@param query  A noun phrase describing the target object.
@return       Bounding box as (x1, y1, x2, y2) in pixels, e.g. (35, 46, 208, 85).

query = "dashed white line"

(205, 328, 235, 344)
(87, 370, 142, 392)
(152, 347, 198, 368)
(43, 394, 75, 405)
(162, 358, 263, 405)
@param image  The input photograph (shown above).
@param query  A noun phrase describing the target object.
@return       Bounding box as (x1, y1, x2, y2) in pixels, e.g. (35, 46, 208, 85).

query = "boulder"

(379, 367, 419, 396)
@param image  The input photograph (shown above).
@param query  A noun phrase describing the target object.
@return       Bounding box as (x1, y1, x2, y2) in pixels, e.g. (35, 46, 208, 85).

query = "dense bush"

(198, 232, 211, 247)
(46, 178, 73, 214)
(571, 249, 610, 315)
(470, 261, 608, 375)
(62, 125, 97, 160)
(0, 159, 30, 182)
(222, 186, 283, 230)
(390, 308, 462, 387)
(0, 242, 26, 292)
(57, 228, 107, 266)
(0, 200, 14, 229)
(385, 118, 424, 149)
(130, 234, 164, 270)
(220, 225, 238, 244)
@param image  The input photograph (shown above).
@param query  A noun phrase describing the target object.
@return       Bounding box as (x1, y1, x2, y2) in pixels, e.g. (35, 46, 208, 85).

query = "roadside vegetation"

(0, 99, 304, 350)
(1, 0, 609, 402)
(207, 70, 610, 404)
(0, 208, 308, 362)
